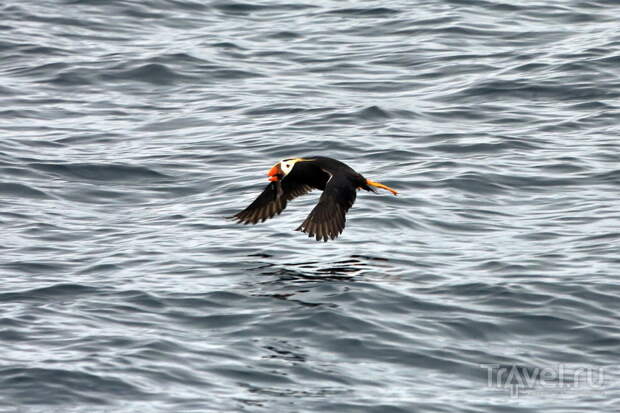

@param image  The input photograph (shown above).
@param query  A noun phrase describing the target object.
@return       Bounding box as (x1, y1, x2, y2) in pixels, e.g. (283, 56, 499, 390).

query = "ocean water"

(1, 0, 620, 412)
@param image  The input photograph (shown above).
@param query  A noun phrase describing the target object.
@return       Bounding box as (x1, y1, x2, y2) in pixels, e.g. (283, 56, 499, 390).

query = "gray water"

(2, 1, 620, 412)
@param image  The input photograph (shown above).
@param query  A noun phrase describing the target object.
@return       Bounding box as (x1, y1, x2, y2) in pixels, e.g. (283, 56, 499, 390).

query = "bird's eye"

(285, 164, 290, 168)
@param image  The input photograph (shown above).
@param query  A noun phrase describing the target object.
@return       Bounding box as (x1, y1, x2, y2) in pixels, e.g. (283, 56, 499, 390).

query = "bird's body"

(230, 156, 398, 242)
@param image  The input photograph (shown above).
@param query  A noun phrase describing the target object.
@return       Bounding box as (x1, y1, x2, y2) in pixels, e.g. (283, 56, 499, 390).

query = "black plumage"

(230, 156, 398, 242)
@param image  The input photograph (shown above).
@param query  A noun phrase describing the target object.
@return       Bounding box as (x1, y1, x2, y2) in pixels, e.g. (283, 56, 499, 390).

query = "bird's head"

(267, 158, 303, 182)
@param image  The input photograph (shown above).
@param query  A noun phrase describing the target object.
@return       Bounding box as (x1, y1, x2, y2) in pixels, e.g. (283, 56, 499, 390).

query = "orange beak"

(267, 163, 282, 182)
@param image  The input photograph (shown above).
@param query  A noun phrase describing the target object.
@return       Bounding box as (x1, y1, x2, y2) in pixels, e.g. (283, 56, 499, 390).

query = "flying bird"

(230, 156, 398, 241)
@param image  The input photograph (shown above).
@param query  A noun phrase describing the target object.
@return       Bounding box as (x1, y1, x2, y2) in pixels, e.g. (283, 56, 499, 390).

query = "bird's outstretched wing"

(230, 179, 313, 224)
(296, 174, 357, 242)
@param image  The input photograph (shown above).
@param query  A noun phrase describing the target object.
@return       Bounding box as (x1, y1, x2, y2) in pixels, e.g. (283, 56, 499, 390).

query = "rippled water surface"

(2, 0, 620, 412)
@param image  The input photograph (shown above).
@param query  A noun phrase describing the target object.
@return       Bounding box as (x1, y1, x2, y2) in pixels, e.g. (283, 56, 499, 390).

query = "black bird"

(230, 156, 398, 241)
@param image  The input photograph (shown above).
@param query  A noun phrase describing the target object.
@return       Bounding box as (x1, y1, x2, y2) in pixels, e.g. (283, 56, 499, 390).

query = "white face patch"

(280, 159, 297, 175)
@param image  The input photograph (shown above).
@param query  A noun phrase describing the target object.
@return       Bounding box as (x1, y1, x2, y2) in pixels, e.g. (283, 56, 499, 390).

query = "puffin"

(230, 156, 398, 241)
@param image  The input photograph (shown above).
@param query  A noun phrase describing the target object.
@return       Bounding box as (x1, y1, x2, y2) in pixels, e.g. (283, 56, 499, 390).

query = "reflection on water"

(243, 254, 395, 305)
(256, 254, 391, 280)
